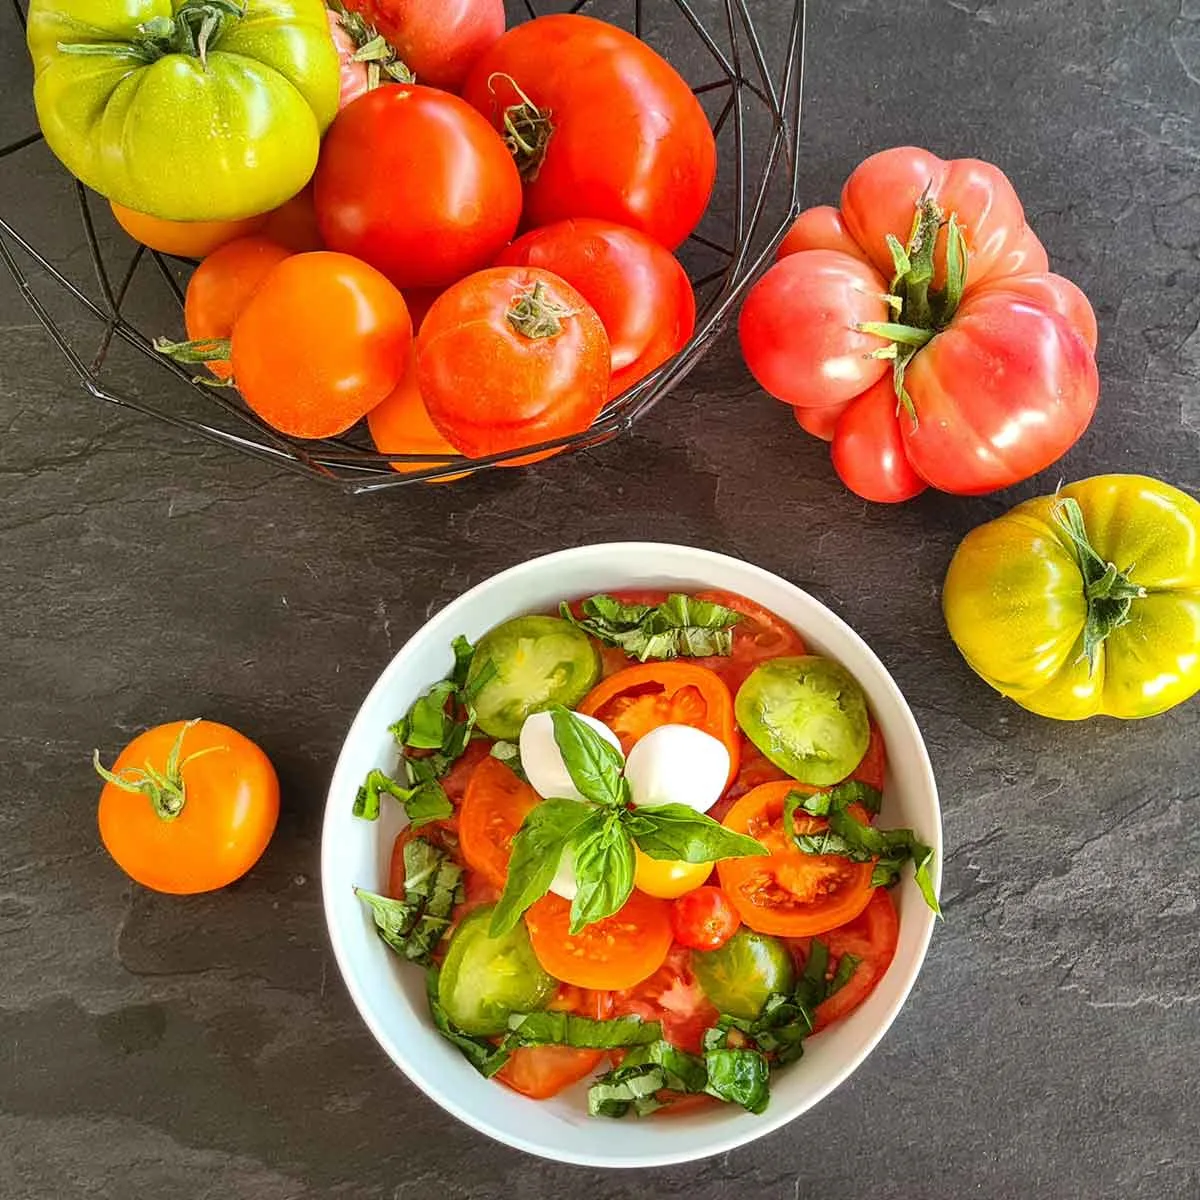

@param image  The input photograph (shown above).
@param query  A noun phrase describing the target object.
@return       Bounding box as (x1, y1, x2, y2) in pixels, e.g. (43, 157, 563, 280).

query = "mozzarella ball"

(518, 709, 623, 802)
(624, 724, 730, 813)
(547, 845, 579, 901)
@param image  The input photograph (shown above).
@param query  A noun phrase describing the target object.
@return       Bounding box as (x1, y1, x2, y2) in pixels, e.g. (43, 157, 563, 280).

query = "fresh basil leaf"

(794, 937, 831, 1013)
(785, 780, 883, 822)
(704, 1048, 770, 1114)
(426, 969, 510, 1077)
(562, 592, 742, 662)
(450, 634, 476, 691)
(588, 1064, 666, 1118)
(489, 740, 528, 782)
(403, 680, 457, 750)
(351, 768, 451, 827)
(569, 815, 636, 933)
(829, 952, 860, 997)
(630, 803, 765, 863)
(503, 1011, 661, 1050)
(624, 1039, 710, 1093)
(403, 780, 453, 827)
(352, 768, 410, 821)
(490, 798, 595, 937)
(549, 704, 626, 808)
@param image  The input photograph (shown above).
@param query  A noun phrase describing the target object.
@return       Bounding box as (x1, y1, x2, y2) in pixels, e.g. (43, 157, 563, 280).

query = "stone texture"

(1, 0, 1198, 1197)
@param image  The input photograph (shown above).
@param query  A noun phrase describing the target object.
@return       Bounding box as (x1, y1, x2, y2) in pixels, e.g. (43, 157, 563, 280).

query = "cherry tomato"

(458, 755, 541, 888)
(314, 86, 521, 290)
(830, 377, 929, 503)
(183, 237, 292, 381)
(611, 946, 719, 1055)
(366, 350, 470, 483)
(417, 266, 610, 462)
(524, 890, 673, 991)
(110, 202, 266, 259)
(259, 186, 324, 253)
(633, 846, 713, 900)
(463, 14, 715, 250)
(94, 719, 279, 894)
(495, 985, 613, 1100)
(672, 886, 741, 951)
(497, 219, 695, 398)
(345, 0, 505, 92)
(717, 782, 876, 937)
(578, 662, 740, 787)
(230, 252, 412, 439)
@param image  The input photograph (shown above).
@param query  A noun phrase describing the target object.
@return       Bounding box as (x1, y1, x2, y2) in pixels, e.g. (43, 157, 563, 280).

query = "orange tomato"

(183, 237, 293, 380)
(717, 781, 876, 936)
(110, 202, 267, 258)
(94, 719, 279, 894)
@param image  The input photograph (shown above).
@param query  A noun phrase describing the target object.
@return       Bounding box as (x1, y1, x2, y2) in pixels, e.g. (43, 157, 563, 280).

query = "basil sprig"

(354, 837, 463, 966)
(354, 634, 484, 826)
(561, 593, 742, 662)
(491, 706, 764, 937)
(785, 782, 941, 915)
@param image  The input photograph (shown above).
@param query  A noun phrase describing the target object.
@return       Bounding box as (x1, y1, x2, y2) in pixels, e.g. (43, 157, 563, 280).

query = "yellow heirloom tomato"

(943, 475, 1200, 720)
(632, 845, 713, 899)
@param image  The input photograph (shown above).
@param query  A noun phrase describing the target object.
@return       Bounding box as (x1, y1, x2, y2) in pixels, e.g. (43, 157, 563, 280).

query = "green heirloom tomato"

(692, 929, 795, 1020)
(943, 474, 1200, 720)
(735, 656, 870, 786)
(26, 0, 339, 221)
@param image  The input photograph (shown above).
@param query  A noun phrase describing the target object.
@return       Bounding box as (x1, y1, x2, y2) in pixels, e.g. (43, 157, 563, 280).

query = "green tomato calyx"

(59, 0, 247, 68)
(489, 73, 553, 182)
(1053, 494, 1148, 672)
(507, 281, 577, 340)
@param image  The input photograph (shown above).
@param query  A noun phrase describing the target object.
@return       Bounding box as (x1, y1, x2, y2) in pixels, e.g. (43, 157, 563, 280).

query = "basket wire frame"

(2, 0, 805, 493)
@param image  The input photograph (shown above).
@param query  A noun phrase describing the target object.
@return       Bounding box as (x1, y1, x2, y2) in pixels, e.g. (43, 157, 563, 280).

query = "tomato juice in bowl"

(321, 544, 941, 1167)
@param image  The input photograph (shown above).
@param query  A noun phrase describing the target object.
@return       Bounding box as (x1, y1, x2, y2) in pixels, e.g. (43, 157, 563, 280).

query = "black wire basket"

(1, 0, 804, 493)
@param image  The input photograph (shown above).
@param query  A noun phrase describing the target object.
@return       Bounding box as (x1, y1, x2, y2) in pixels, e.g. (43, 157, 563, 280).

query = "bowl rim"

(320, 541, 941, 1167)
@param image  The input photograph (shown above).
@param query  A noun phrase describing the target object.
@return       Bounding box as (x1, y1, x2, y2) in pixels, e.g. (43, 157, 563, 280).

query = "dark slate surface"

(2, 0, 1199, 1196)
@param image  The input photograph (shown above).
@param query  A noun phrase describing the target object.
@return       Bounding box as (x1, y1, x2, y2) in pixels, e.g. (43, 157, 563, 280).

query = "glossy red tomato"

(313, 86, 522, 290)
(497, 219, 695, 398)
(345, 0, 504, 91)
(462, 14, 716, 249)
(740, 146, 1099, 499)
(672, 886, 741, 951)
(416, 266, 610, 462)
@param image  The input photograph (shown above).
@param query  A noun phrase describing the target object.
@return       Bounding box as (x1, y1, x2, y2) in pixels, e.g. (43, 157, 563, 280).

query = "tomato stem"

(1052, 495, 1147, 672)
(331, 1, 414, 86)
(507, 281, 577, 340)
(60, 0, 246, 67)
(489, 73, 553, 181)
(155, 335, 232, 365)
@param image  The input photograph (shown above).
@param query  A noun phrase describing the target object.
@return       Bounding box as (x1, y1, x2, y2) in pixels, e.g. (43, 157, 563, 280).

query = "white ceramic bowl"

(321, 544, 941, 1168)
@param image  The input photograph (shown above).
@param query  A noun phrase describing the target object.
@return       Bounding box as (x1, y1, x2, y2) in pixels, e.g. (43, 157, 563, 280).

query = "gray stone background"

(2, 0, 1198, 1197)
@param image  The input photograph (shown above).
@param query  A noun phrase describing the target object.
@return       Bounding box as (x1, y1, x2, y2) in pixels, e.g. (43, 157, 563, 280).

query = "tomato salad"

(351, 590, 939, 1118)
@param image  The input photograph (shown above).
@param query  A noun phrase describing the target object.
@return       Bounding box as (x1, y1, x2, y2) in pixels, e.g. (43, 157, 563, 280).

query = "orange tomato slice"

(457, 756, 541, 889)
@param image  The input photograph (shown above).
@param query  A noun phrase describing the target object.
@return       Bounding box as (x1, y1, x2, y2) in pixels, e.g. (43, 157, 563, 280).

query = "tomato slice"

(458, 756, 541, 888)
(791, 888, 899, 1033)
(717, 781, 876, 936)
(611, 946, 717, 1054)
(578, 662, 740, 787)
(692, 589, 808, 693)
(855, 722, 888, 792)
(495, 985, 614, 1100)
(524, 891, 673, 990)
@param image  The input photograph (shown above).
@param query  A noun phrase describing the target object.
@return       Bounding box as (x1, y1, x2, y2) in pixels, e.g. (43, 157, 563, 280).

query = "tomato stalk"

(489, 74, 553, 181)
(93, 719, 222, 821)
(1052, 496, 1148, 671)
(60, 0, 248, 68)
(330, 1, 414, 88)
(507, 281, 576, 339)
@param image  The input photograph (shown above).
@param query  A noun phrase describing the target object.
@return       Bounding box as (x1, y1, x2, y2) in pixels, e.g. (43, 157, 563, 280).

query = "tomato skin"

(776, 205, 872, 265)
(417, 266, 610, 462)
(944, 474, 1200, 720)
(110, 204, 267, 259)
(672, 887, 741, 951)
(901, 290, 1099, 495)
(183, 237, 293, 381)
(738, 250, 891, 410)
(611, 946, 718, 1054)
(830, 377, 928, 503)
(717, 782, 876, 937)
(97, 720, 279, 894)
(326, 8, 371, 110)
(259, 186, 324, 253)
(231, 252, 412, 439)
(463, 14, 715, 250)
(497, 219, 695, 398)
(347, 0, 505, 92)
(633, 848, 713, 900)
(691, 589, 808, 694)
(314, 86, 522, 290)
(28, 0, 339, 221)
(458, 755, 541, 888)
(525, 891, 674, 991)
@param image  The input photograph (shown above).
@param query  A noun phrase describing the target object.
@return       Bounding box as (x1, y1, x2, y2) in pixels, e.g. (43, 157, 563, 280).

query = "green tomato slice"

(467, 615, 600, 740)
(437, 906, 556, 1036)
(735, 655, 870, 786)
(692, 930, 795, 1020)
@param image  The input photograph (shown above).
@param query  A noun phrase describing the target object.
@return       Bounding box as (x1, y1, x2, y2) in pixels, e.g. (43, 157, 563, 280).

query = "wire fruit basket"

(1, 0, 804, 493)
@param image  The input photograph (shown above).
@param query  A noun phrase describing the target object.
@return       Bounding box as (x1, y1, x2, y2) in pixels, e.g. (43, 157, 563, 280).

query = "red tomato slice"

(610, 946, 719, 1055)
(691, 589, 808, 693)
(458, 755, 541, 888)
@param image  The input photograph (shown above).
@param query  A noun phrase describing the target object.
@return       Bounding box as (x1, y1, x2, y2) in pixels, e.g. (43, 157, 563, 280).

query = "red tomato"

(345, 0, 504, 92)
(691, 589, 808, 694)
(739, 146, 1099, 500)
(495, 985, 613, 1100)
(230, 252, 412, 439)
(497, 219, 695, 398)
(417, 266, 610, 462)
(611, 946, 719, 1054)
(462, 14, 715, 250)
(672, 887, 741, 951)
(314, 86, 521, 290)
(458, 755, 541, 889)
(183, 237, 292, 380)
(260, 186, 324, 253)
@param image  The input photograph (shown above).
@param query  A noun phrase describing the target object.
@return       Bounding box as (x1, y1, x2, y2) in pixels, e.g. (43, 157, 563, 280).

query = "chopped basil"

(785, 780, 883, 821)
(503, 1011, 661, 1050)
(587, 1040, 710, 1118)
(704, 1047, 770, 1114)
(426, 969, 510, 1077)
(562, 593, 742, 662)
(354, 838, 463, 966)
